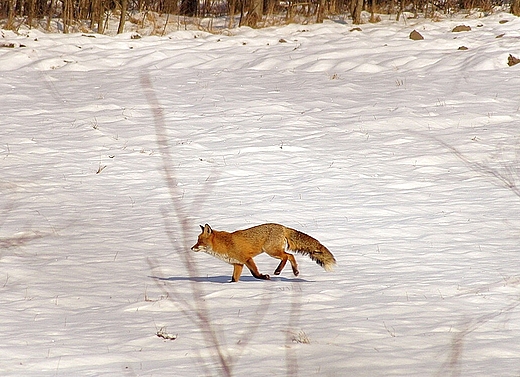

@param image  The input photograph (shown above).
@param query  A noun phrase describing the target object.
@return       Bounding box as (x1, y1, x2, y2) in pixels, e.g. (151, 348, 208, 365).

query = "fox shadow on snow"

(150, 275, 312, 284)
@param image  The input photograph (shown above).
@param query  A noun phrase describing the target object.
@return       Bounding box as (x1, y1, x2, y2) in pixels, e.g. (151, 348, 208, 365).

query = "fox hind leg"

(274, 258, 287, 275)
(274, 252, 299, 277)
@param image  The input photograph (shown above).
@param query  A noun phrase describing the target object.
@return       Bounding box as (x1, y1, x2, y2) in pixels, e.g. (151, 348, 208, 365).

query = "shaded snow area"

(1, 12, 520, 377)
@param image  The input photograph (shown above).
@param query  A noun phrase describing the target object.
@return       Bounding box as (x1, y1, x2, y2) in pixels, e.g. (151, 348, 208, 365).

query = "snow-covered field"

(1, 12, 520, 377)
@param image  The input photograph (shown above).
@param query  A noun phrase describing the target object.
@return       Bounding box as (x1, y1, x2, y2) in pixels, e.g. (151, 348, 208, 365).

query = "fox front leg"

(231, 264, 244, 282)
(245, 258, 270, 280)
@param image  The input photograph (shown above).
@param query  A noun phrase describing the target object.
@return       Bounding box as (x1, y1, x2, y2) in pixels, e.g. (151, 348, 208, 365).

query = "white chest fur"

(203, 249, 241, 265)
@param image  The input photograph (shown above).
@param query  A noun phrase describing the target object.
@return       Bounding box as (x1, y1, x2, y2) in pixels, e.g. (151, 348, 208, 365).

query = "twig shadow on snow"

(142, 71, 304, 376)
(149, 275, 311, 284)
(409, 129, 520, 199)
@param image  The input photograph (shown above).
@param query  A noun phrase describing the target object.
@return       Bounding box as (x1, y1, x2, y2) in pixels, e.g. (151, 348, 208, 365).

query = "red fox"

(191, 223, 336, 282)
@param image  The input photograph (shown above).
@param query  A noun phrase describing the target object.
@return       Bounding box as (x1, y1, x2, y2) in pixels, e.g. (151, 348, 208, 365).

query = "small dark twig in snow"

(156, 327, 177, 340)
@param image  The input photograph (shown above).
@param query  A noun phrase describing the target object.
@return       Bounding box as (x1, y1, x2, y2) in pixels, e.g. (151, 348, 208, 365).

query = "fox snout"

(191, 242, 207, 252)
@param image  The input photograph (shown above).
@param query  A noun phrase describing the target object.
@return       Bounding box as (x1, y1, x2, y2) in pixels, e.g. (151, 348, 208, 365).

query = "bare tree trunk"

(6, 0, 16, 30)
(512, 0, 520, 16)
(117, 0, 127, 34)
(97, 0, 105, 33)
(369, 0, 377, 22)
(351, 0, 363, 24)
(396, 0, 404, 21)
(242, 0, 263, 27)
(27, 0, 36, 28)
(228, 0, 236, 27)
(46, 0, 54, 31)
(328, 0, 339, 13)
(90, 0, 96, 29)
(77, 0, 89, 19)
(62, 0, 73, 33)
(180, 0, 197, 16)
(316, 0, 326, 23)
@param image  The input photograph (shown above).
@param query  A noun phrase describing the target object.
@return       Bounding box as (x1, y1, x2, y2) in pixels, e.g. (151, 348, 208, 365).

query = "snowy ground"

(1, 11, 520, 377)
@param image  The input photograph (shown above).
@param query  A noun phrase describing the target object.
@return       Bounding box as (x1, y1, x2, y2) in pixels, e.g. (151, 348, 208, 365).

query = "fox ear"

(203, 224, 212, 234)
(199, 225, 205, 232)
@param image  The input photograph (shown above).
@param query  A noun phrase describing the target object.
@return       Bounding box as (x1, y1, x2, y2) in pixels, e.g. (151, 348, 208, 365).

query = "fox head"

(191, 224, 213, 252)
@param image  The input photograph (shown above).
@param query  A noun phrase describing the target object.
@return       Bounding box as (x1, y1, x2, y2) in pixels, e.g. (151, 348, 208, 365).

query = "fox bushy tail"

(285, 228, 336, 271)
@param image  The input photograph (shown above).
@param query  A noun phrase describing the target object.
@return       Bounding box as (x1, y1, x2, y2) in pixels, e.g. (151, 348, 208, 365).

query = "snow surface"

(1, 12, 520, 377)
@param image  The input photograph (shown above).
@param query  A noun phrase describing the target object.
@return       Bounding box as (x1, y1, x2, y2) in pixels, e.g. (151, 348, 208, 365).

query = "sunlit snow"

(1, 12, 520, 377)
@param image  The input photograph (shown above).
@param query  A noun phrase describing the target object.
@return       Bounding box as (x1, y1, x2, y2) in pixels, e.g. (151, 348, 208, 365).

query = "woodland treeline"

(1, 0, 519, 32)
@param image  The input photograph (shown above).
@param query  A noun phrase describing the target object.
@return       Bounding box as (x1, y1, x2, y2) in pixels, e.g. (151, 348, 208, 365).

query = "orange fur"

(191, 223, 336, 282)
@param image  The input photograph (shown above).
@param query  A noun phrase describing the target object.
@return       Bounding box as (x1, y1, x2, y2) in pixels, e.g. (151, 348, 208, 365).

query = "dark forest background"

(1, 0, 519, 33)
